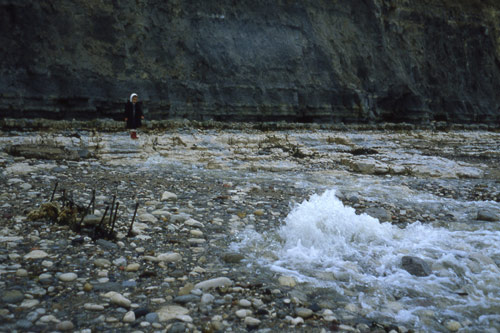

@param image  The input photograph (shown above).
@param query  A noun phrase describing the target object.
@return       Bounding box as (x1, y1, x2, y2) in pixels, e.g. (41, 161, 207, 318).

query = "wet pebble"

(200, 293, 215, 304)
(296, 307, 313, 318)
(238, 299, 252, 307)
(84, 303, 105, 311)
(236, 309, 252, 318)
(145, 312, 159, 323)
(56, 320, 75, 331)
(222, 252, 245, 263)
(109, 292, 132, 308)
(123, 310, 136, 322)
(167, 322, 186, 333)
(59, 272, 77, 282)
(16, 268, 28, 277)
(2, 290, 24, 303)
(477, 209, 499, 222)
(244, 316, 261, 328)
(278, 275, 297, 287)
(24, 250, 48, 259)
(194, 277, 233, 290)
(445, 320, 462, 331)
(94, 258, 111, 268)
(125, 263, 140, 271)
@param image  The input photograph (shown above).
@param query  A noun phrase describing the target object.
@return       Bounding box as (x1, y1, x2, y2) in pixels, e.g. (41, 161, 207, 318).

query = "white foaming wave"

(278, 190, 448, 272)
(267, 189, 500, 329)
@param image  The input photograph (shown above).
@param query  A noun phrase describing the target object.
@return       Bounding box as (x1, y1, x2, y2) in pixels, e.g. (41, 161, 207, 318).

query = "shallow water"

(2, 129, 499, 330)
(232, 188, 500, 331)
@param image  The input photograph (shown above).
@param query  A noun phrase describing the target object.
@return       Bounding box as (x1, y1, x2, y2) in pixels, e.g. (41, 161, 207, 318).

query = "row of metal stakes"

(49, 182, 140, 240)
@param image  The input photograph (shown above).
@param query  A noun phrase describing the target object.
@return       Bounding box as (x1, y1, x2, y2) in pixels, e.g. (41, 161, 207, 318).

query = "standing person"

(124, 93, 144, 139)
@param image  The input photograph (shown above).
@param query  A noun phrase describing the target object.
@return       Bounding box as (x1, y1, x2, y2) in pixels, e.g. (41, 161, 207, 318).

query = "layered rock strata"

(1, 0, 499, 124)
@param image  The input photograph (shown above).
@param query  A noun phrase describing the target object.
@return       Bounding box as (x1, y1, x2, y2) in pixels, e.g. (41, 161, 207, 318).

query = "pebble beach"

(1, 126, 499, 332)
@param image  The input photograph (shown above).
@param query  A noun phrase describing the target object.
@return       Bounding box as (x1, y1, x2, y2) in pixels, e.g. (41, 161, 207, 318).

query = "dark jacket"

(124, 101, 143, 129)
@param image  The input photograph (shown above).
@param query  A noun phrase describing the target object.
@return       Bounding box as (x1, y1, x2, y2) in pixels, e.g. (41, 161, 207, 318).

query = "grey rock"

(221, 252, 245, 263)
(16, 319, 33, 329)
(122, 280, 137, 288)
(295, 307, 314, 319)
(174, 294, 200, 304)
(194, 277, 233, 290)
(59, 272, 78, 282)
(56, 320, 75, 331)
(96, 239, 118, 249)
(113, 257, 127, 266)
(167, 322, 186, 333)
(365, 207, 392, 222)
(84, 215, 102, 226)
(94, 258, 111, 268)
(92, 282, 121, 292)
(348, 195, 359, 203)
(2, 2, 498, 125)
(6, 144, 81, 161)
(244, 316, 261, 328)
(401, 256, 432, 277)
(133, 308, 149, 318)
(200, 293, 215, 305)
(26, 311, 40, 322)
(477, 209, 499, 222)
(145, 312, 159, 323)
(110, 293, 131, 308)
(2, 290, 24, 304)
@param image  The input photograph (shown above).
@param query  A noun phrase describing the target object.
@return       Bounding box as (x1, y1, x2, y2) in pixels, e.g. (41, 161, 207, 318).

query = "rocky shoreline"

(1, 118, 499, 133)
(1, 127, 499, 332)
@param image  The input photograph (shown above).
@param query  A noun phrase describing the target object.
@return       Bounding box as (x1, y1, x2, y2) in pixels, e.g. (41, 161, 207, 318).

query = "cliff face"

(1, 0, 500, 124)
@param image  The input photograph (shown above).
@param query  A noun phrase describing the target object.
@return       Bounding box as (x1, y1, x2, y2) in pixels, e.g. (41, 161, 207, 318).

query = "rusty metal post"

(127, 202, 139, 237)
(50, 182, 58, 202)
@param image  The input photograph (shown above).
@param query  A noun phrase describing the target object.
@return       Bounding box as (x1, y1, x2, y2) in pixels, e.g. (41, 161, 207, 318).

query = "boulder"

(476, 209, 499, 222)
(401, 256, 432, 277)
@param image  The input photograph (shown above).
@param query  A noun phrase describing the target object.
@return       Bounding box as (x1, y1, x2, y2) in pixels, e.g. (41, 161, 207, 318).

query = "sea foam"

(237, 189, 500, 330)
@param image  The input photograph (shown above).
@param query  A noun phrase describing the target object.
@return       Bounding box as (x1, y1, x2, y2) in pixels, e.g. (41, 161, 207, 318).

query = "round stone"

(278, 275, 297, 287)
(59, 273, 77, 282)
(94, 258, 111, 268)
(445, 320, 462, 332)
(122, 280, 137, 288)
(110, 293, 131, 308)
(24, 250, 48, 259)
(84, 303, 105, 311)
(236, 309, 251, 318)
(123, 311, 136, 323)
(157, 252, 182, 262)
(244, 316, 261, 328)
(238, 299, 252, 307)
(39, 273, 52, 283)
(16, 269, 28, 277)
(145, 312, 159, 323)
(113, 257, 127, 266)
(167, 322, 185, 333)
(296, 307, 313, 318)
(190, 229, 203, 237)
(161, 191, 177, 202)
(126, 263, 140, 272)
(56, 320, 75, 331)
(16, 319, 33, 329)
(221, 253, 245, 263)
(200, 293, 215, 305)
(41, 260, 53, 268)
(2, 290, 24, 304)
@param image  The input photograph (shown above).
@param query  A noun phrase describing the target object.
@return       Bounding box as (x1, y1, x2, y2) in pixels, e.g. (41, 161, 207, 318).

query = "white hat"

(129, 93, 138, 102)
